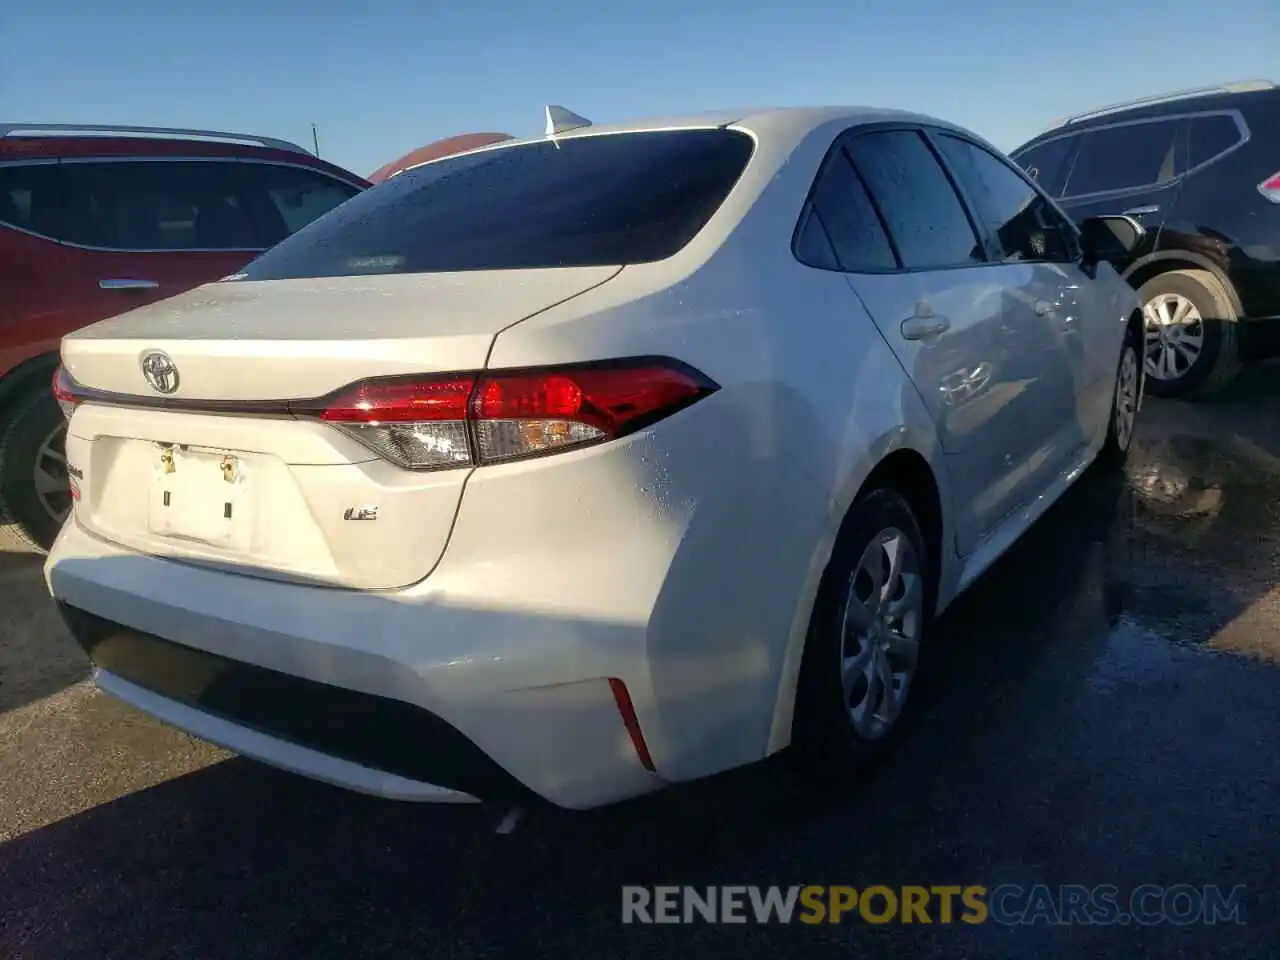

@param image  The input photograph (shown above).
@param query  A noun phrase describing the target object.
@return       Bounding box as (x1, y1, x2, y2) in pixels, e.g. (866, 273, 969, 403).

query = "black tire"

(1097, 323, 1143, 469)
(1137, 269, 1241, 399)
(791, 488, 934, 784)
(0, 389, 71, 552)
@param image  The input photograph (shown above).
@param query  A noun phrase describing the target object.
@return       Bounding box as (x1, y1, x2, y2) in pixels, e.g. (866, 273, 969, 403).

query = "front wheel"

(791, 489, 933, 782)
(1098, 332, 1142, 469)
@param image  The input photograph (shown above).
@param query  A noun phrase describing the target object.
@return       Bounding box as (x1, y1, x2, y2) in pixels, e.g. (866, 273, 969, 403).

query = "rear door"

(930, 132, 1113, 436)
(0, 160, 78, 373)
(829, 128, 1077, 553)
(1055, 117, 1187, 241)
(55, 159, 264, 330)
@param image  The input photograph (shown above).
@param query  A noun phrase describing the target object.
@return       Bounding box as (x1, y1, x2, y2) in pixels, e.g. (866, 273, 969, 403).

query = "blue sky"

(3, 0, 1277, 178)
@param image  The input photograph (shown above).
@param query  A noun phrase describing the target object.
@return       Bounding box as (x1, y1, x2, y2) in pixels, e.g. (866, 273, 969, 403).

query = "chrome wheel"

(32, 423, 71, 523)
(1114, 345, 1139, 452)
(839, 528, 923, 740)
(1143, 293, 1204, 381)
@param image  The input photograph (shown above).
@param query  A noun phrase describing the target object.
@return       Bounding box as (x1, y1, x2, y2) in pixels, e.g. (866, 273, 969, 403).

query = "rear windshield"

(236, 129, 755, 279)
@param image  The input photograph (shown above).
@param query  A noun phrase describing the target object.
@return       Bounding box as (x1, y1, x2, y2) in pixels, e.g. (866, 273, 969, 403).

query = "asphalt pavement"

(2, 369, 1279, 959)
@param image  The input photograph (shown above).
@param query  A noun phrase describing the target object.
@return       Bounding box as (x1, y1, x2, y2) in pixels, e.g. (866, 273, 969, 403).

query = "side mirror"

(1079, 215, 1146, 268)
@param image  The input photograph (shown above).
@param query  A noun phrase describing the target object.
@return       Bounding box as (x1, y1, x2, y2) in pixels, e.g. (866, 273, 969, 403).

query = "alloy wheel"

(1143, 293, 1204, 381)
(1114, 345, 1139, 452)
(32, 423, 71, 524)
(838, 527, 923, 740)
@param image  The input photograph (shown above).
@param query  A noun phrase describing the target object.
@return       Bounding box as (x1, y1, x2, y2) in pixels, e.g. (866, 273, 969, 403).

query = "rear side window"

(798, 149, 897, 271)
(1187, 114, 1243, 168)
(236, 163, 361, 245)
(1010, 136, 1076, 197)
(1062, 120, 1181, 196)
(237, 130, 754, 279)
(0, 162, 61, 235)
(793, 206, 840, 270)
(935, 135, 1075, 263)
(58, 160, 258, 250)
(844, 130, 983, 270)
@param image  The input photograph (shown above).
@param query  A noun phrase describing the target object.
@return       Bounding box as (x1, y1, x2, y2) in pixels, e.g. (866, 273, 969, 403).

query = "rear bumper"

(46, 519, 665, 809)
(59, 603, 513, 803)
(44, 391, 831, 807)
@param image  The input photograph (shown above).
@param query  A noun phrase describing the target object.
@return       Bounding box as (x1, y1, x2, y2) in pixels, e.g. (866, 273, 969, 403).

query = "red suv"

(0, 123, 369, 550)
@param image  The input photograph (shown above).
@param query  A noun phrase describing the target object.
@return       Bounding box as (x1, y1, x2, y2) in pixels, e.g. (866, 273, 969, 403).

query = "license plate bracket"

(147, 446, 253, 549)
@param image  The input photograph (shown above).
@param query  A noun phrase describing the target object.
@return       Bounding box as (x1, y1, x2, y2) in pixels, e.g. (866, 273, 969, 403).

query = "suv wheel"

(792, 488, 933, 781)
(0, 389, 71, 552)
(1138, 269, 1241, 398)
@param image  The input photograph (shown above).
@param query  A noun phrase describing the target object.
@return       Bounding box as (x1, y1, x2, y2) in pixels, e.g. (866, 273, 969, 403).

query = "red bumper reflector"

(608, 677, 655, 772)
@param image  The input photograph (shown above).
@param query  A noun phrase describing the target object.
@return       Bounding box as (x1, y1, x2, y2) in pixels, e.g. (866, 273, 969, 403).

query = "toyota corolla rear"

(44, 119, 840, 809)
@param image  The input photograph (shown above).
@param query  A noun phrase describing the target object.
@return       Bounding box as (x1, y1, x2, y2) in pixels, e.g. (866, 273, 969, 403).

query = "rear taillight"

(309, 358, 717, 470)
(52, 366, 83, 421)
(1258, 171, 1280, 204)
(318, 374, 476, 471)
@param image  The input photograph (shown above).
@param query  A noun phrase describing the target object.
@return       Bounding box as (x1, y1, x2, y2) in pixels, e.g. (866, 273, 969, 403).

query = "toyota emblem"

(140, 351, 180, 395)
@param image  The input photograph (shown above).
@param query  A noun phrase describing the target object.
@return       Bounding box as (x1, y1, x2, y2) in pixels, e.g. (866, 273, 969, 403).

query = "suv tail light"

(1258, 171, 1280, 204)
(52, 366, 83, 421)
(309, 358, 717, 470)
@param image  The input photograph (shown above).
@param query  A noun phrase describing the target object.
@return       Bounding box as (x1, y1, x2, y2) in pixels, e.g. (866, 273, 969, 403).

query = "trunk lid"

(62, 267, 620, 589)
(61, 269, 620, 399)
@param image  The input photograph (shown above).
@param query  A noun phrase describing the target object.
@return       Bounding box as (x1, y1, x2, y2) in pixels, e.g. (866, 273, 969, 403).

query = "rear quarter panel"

(484, 116, 952, 772)
(1169, 103, 1280, 320)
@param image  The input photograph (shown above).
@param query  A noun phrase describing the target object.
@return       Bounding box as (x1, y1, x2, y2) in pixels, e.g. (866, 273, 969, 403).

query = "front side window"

(844, 130, 984, 270)
(58, 161, 258, 250)
(237, 129, 755, 280)
(935, 135, 1075, 263)
(1062, 120, 1181, 197)
(1010, 135, 1077, 198)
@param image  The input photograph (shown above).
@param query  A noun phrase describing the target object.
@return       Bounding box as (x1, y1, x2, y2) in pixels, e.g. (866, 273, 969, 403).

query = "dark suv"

(1010, 79, 1280, 398)
(0, 123, 368, 550)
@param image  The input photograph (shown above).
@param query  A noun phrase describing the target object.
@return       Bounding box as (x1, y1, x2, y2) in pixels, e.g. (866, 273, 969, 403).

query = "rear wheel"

(792, 488, 932, 781)
(0, 389, 71, 552)
(1138, 269, 1241, 398)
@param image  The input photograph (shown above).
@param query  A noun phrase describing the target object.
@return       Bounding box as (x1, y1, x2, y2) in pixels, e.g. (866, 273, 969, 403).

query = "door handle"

(99, 278, 160, 291)
(901, 314, 951, 341)
(1121, 204, 1160, 217)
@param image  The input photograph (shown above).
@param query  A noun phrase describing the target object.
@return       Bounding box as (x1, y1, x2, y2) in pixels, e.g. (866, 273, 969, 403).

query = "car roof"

(1012, 83, 1280, 154)
(0, 123, 369, 186)
(391, 105, 986, 177)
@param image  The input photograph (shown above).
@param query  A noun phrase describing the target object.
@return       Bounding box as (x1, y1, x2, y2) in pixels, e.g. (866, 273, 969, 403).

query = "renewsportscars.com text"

(621, 884, 1246, 926)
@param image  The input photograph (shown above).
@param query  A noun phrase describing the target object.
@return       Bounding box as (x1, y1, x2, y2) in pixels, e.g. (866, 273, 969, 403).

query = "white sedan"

(45, 105, 1143, 810)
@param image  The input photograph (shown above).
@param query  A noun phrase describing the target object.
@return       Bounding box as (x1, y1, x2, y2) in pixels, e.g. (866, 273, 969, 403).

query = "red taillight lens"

(1258, 171, 1280, 203)
(317, 375, 476, 470)
(473, 363, 714, 464)
(319, 376, 475, 423)
(310, 358, 716, 470)
(52, 365, 83, 421)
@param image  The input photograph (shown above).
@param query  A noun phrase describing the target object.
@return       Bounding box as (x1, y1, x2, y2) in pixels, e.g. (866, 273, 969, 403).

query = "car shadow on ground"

(0, 549, 88, 714)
